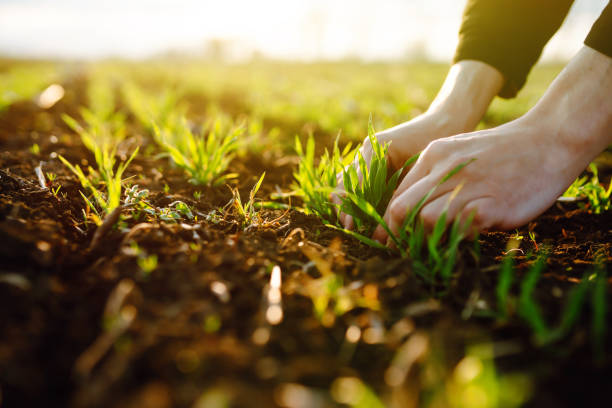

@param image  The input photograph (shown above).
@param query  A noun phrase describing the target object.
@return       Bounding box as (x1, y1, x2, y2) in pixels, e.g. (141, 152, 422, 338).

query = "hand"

(331, 112, 471, 229)
(372, 46, 612, 244)
(331, 60, 505, 229)
(371, 120, 581, 243)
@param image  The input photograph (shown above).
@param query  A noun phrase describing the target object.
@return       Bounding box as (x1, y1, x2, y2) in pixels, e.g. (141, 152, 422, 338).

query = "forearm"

(426, 59, 504, 133)
(378, 60, 503, 146)
(524, 46, 612, 162)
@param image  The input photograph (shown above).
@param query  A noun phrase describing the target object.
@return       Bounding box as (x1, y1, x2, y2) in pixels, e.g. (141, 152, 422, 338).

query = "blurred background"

(0, 0, 608, 62)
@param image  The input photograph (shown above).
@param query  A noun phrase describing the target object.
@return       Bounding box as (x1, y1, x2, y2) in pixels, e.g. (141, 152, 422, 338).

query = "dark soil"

(1, 77, 611, 408)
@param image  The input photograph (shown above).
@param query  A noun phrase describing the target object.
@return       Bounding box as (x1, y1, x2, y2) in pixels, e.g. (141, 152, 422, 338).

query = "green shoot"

(290, 133, 356, 223)
(539, 271, 590, 345)
(59, 147, 138, 219)
(340, 116, 415, 236)
(291, 117, 475, 287)
(562, 163, 611, 213)
(153, 116, 240, 186)
(591, 263, 607, 360)
(51, 185, 62, 198)
(230, 172, 266, 228)
(517, 254, 549, 340)
(509, 252, 608, 349)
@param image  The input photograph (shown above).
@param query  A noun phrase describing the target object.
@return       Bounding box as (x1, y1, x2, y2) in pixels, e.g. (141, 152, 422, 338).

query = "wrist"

(524, 47, 612, 164)
(426, 60, 504, 133)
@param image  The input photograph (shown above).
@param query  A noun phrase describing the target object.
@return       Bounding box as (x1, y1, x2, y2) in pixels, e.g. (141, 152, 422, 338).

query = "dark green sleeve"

(453, 0, 573, 98)
(585, 3, 612, 58)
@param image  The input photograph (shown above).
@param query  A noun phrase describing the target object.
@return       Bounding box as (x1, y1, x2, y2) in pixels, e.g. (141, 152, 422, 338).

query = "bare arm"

(373, 46, 612, 243)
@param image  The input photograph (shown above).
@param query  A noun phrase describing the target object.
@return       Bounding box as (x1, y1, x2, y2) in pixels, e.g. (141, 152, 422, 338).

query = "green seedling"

(517, 254, 549, 339)
(229, 172, 265, 228)
(59, 148, 138, 221)
(496, 249, 516, 318)
(154, 116, 240, 186)
(528, 231, 539, 251)
(591, 263, 607, 360)
(51, 185, 62, 198)
(289, 133, 356, 223)
(30, 143, 40, 155)
(124, 185, 195, 223)
(510, 251, 607, 351)
(510, 229, 524, 241)
(291, 117, 474, 286)
(340, 116, 416, 236)
(339, 152, 475, 284)
(563, 163, 611, 213)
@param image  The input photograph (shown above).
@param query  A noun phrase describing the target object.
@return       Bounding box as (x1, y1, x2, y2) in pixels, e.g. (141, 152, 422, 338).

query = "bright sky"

(0, 0, 607, 61)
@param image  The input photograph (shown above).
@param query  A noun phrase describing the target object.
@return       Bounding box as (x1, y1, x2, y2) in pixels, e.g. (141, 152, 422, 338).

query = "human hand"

(332, 112, 474, 229)
(371, 46, 612, 245)
(370, 119, 592, 244)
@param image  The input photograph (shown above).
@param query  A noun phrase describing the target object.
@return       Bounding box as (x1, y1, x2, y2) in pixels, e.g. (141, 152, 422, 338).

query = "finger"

(371, 159, 432, 244)
(459, 196, 499, 237)
(372, 173, 452, 243)
(418, 190, 469, 234)
(388, 156, 431, 205)
(387, 173, 460, 236)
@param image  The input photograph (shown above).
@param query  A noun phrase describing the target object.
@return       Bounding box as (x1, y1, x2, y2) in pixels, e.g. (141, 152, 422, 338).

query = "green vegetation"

(339, 117, 413, 236)
(8, 58, 609, 406)
(290, 133, 355, 223)
(229, 172, 266, 228)
(493, 249, 608, 348)
(563, 163, 611, 213)
(153, 116, 241, 186)
(59, 148, 137, 224)
(0, 64, 57, 111)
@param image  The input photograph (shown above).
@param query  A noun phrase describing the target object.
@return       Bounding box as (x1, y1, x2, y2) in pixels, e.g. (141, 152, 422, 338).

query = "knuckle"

(424, 140, 445, 156)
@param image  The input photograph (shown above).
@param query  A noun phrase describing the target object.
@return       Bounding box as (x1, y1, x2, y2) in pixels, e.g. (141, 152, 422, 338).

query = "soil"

(1, 77, 611, 408)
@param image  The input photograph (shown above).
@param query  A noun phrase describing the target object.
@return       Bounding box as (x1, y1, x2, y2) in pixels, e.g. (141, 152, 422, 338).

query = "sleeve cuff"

(584, 3, 612, 58)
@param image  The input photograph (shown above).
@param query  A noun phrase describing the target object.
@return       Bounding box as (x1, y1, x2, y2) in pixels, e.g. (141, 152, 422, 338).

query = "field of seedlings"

(1, 58, 611, 408)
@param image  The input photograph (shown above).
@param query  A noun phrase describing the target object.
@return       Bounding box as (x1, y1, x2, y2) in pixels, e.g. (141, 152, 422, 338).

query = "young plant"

(60, 87, 136, 222)
(291, 117, 475, 285)
(339, 149, 475, 285)
(124, 185, 195, 223)
(290, 133, 356, 223)
(229, 172, 265, 228)
(517, 253, 549, 339)
(153, 116, 241, 186)
(59, 147, 138, 222)
(509, 251, 607, 350)
(562, 163, 611, 213)
(339, 117, 416, 236)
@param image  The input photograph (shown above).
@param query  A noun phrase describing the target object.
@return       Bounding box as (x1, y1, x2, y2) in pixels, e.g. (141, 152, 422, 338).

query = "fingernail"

(345, 216, 354, 231)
